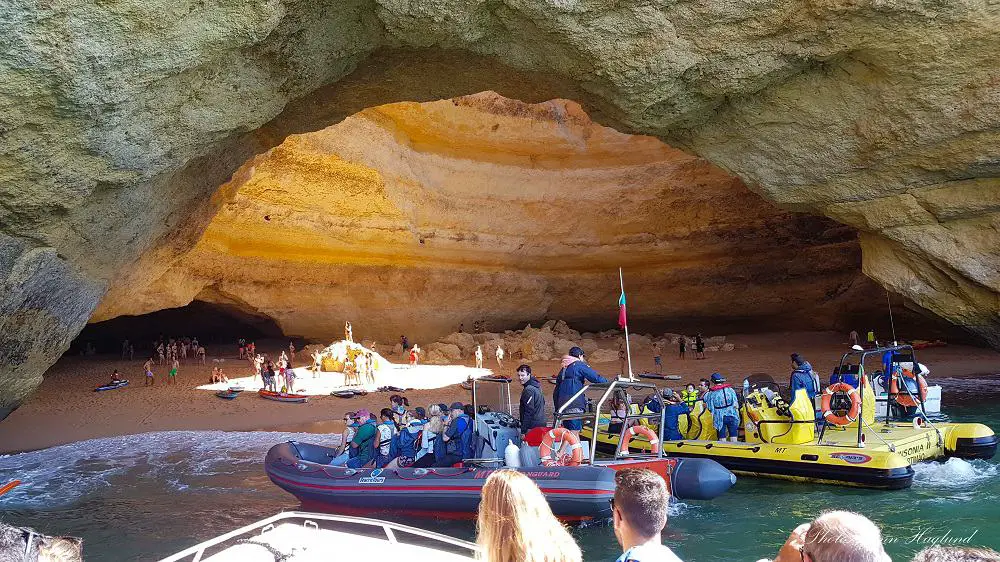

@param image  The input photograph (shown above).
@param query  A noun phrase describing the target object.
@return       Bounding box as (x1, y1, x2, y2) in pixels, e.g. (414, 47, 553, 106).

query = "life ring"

(889, 369, 928, 408)
(821, 383, 861, 426)
(539, 427, 583, 467)
(618, 425, 661, 455)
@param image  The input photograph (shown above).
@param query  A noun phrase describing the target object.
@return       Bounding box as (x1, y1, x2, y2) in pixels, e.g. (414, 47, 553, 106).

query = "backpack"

(447, 415, 475, 459)
(390, 427, 422, 459)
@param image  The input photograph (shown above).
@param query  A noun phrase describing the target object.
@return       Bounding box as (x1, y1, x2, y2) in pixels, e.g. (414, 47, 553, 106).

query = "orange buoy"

(539, 427, 583, 467)
(619, 425, 661, 455)
(821, 383, 861, 426)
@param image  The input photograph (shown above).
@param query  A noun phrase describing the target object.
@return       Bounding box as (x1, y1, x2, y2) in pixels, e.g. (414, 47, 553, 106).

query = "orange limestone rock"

(93, 92, 874, 341)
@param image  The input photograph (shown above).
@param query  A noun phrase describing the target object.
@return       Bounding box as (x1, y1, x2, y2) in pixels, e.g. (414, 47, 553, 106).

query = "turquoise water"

(2, 377, 999, 561)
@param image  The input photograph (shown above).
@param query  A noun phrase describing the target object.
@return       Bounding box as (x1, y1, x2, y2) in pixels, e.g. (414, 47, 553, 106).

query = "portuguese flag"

(618, 291, 627, 329)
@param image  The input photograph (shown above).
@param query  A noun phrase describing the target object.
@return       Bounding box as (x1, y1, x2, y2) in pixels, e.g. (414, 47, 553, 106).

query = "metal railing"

(159, 511, 478, 562)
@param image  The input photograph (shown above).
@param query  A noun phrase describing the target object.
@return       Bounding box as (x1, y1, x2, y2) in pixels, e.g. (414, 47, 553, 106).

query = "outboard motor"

(669, 458, 737, 500)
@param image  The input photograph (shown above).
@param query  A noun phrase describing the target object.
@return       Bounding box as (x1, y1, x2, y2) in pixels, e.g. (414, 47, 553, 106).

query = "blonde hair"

(426, 415, 444, 434)
(476, 470, 581, 562)
(429, 404, 443, 418)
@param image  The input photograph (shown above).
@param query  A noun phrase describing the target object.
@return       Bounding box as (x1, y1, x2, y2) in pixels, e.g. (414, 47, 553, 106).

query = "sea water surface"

(3, 377, 1000, 561)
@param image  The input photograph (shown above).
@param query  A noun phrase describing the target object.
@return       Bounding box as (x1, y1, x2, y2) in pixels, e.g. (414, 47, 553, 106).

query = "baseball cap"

(449, 402, 464, 411)
(353, 408, 371, 419)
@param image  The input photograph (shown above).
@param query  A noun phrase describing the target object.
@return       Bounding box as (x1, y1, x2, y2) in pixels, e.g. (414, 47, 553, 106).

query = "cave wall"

(92, 92, 885, 342)
(2, 0, 998, 413)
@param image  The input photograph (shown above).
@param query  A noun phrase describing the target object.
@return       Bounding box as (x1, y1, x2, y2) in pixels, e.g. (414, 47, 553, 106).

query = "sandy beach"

(2, 331, 998, 454)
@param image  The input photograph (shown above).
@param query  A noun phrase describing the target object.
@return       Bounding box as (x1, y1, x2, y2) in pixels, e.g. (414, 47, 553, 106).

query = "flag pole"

(620, 267, 635, 381)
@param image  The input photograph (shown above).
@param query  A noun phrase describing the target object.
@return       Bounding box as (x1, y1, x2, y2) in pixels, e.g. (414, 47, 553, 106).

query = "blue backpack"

(390, 427, 422, 459)
(447, 415, 475, 459)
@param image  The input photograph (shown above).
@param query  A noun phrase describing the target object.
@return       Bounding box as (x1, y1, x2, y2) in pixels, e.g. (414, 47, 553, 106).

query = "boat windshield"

(472, 377, 513, 415)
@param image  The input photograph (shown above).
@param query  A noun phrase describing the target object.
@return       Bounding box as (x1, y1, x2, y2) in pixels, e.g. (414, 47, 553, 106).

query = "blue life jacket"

(445, 415, 475, 459)
(390, 427, 422, 459)
(663, 403, 690, 440)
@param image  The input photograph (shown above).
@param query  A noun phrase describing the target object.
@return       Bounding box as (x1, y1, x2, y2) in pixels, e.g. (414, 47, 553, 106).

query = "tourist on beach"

(496, 344, 505, 370)
(678, 337, 686, 360)
(409, 345, 420, 366)
(553, 347, 608, 437)
(238, 338, 246, 359)
(288, 341, 295, 364)
(695, 334, 705, 359)
(436, 402, 473, 466)
(476, 470, 582, 562)
(110, 369, 123, 384)
(121, 339, 130, 360)
(911, 546, 1000, 561)
(759, 510, 889, 562)
(475, 345, 483, 369)
(127, 342, 134, 360)
(345, 321, 353, 343)
(311, 350, 323, 378)
(156, 343, 165, 365)
(285, 364, 296, 392)
(143, 358, 155, 386)
(168, 358, 179, 385)
(681, 384, 699, 408)
(652, 341, 663, 373)
(196, 345, 206, 365)
(789, 353, 819, 402)
(849, 330, 860, 346)
(704, 373, 739, 442)
(400, 335, 409, 356)
(264, 362, 277, 392)
(867, 329, 876, 348)
(329, 410, 377, 468)
(376, 408, 397, 467)
(517, 365, 546, 435)
(612, 468, 682, 562)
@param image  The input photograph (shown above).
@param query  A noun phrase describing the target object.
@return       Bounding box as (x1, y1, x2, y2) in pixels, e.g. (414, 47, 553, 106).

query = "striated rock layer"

(2, 1, 998, 413)
(93, 93, 878, 342)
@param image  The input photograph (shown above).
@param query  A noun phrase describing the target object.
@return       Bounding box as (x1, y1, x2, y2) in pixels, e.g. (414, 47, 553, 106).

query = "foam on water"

(912, 457, 999, 491)
(0, 430, 338, 509)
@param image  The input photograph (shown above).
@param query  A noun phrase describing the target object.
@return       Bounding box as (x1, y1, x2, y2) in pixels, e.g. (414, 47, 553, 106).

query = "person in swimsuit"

(143, 358, 155, 386)
(168, 358, 179, 385)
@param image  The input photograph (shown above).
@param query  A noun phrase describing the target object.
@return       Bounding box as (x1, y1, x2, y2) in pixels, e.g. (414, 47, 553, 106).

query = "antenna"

(886, 289, 898, 344)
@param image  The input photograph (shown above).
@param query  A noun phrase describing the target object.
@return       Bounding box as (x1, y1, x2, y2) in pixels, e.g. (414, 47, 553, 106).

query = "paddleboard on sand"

(639, 373, 682, 381)
(216, 390, 239, 400)
(94, 380, 129, 392)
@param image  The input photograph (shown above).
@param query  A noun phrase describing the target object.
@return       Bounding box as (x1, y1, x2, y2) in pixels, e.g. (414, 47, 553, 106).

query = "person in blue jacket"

(660, 389, 690, 441)
(553, 346, 608, 436)
(789, 353, 819, 401)
(704, 373, 740, 442)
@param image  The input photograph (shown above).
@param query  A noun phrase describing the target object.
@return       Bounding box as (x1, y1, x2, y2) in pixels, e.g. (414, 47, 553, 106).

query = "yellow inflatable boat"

(584, 345, 997, 490)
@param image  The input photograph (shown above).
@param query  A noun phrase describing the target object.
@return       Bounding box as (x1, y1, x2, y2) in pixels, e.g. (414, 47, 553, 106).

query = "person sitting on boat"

(411, 414, 445, 468)
(789, 353, 819, 402)
(697, 378, 710, 397)
(680, 384, 699, 409)
(553, 347, 608, 437)
(375, 408, 399, 467)
(109, 369, 123, 384)
(436, 402, 474, 467)
(390, 394, 410, 425)
(661, 389, 690, 441)
(608, 391, 632, 435)
(329, 409, 377, 468)
(759, 510, 889, 562)
(517, 365, 547, 435)
(340, 411, 358, 454)
(704, 373, 740, 443)
(612, 468, 682, 562)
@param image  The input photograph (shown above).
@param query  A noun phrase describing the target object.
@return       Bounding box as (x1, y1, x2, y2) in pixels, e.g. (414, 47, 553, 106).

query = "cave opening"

(70, 300, 284, 356)
(86, 89, 937, 346)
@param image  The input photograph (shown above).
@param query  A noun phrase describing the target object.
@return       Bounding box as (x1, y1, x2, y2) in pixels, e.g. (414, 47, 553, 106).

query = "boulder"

(441, 332, 477, 355)
(588, 348, 620, 364)
(721, 343, 736, 352)
(578, 339, 600, 354)
(427, 342, 462, 361)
